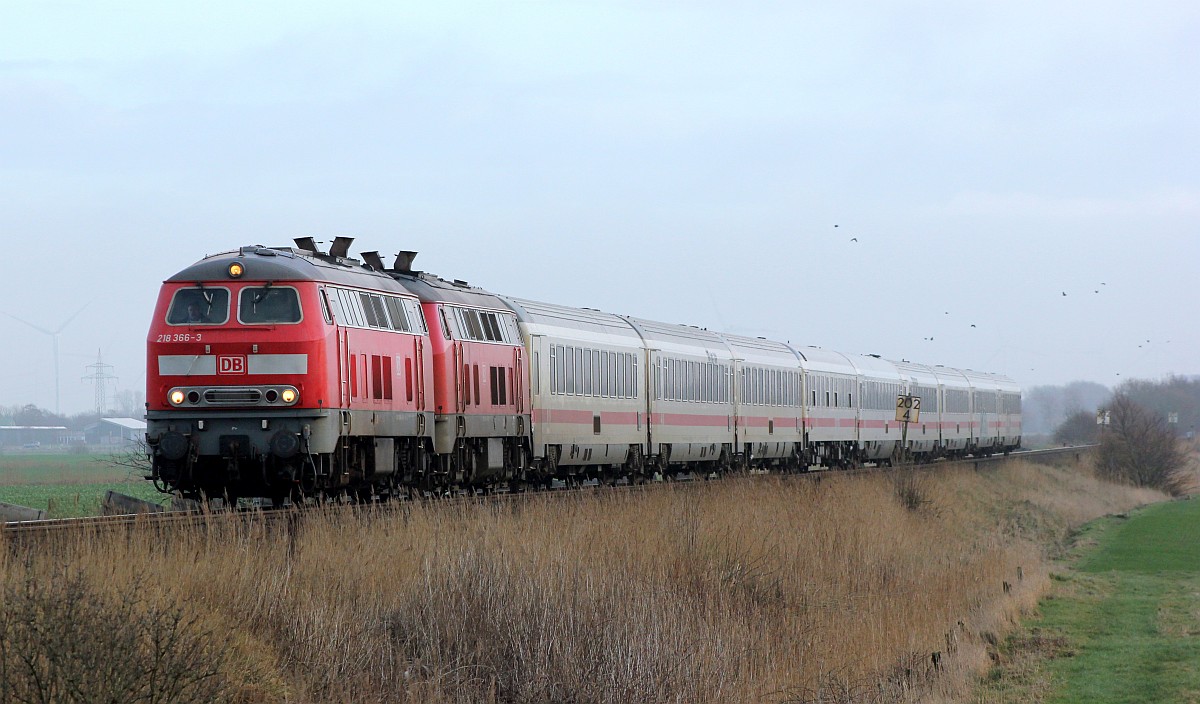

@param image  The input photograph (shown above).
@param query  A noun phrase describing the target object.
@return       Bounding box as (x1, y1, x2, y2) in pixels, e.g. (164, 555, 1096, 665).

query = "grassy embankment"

(0, 457, 1172, 702)
(978, 496, 1200, 703)
(0, 452, 165, 517)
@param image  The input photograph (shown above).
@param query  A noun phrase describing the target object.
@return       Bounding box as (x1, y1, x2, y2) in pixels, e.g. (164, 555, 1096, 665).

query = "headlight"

(281, 388, 297, 404)
(169, 389, 186, 406)
(228, 262, 244, 278)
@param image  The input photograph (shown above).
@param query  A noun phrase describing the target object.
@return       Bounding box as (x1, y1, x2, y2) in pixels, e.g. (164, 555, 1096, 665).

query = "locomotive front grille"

(203, 388, 263, 405)
(166, 384, 300, 408)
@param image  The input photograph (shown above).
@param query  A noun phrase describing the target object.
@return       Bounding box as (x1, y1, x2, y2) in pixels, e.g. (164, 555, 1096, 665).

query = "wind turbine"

(5, 304, 88, 415)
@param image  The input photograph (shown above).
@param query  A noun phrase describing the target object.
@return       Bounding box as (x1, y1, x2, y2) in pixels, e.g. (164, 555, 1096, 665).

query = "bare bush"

(106, 437, 152, 477)
(892, 468, 933, 512)
(1097, 394, 1190, 495)
(0, 571, 246, 703)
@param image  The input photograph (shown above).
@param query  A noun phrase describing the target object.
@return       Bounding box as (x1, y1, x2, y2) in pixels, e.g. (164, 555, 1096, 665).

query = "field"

(0, 451, 165, 518)
(0, 455, 1171, 703)
(978, 497, 1200, 703)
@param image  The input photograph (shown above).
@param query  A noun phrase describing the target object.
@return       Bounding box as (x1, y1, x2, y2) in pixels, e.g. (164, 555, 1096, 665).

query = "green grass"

(0, 452, 142, 485)
(0, 451, 167, 518)
(0, 482, 168, 518)
(1077, 500, 1200, 573)
(980, 498, 1200, 703)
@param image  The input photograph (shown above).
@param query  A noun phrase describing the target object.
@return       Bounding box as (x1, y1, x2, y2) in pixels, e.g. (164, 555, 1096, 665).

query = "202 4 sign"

(895, 395, 922, 423)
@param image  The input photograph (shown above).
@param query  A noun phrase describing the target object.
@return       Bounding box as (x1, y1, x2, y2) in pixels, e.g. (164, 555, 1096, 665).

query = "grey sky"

(1, 1, 1196, 416)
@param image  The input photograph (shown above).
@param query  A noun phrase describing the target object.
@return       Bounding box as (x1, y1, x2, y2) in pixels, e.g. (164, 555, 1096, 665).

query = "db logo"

(217, 355, 247, 375)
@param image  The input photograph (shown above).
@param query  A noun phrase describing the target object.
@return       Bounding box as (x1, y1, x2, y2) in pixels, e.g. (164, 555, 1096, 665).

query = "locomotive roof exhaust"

(293, 237, 322, 255)
(328, 236, 354, 259)
(393, 251, 418, 274)
(361, 251, 386, 271)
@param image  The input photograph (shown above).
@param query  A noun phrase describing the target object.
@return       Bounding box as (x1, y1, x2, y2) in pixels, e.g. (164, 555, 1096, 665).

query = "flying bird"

(1061, 291, 1067, 296)
(850, 237, 858, 242)
(970, 324, 977, 328)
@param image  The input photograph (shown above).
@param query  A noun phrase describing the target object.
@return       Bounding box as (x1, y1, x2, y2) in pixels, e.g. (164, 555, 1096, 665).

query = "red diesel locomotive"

(148, 239, 422, 501)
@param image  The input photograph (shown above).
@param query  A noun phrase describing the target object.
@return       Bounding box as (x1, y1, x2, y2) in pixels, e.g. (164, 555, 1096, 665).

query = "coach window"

(572, 348, 583, 395)
(592, 349, 601, 396)
(601, 351, 610, 397)
(566, 347, 577, 395)
(556, 346, 566, 395)
(167, 287, 230, 325)
(583, 349, 593, 396)
(240, 286, 301, 324)
(619, 354, 628, 400)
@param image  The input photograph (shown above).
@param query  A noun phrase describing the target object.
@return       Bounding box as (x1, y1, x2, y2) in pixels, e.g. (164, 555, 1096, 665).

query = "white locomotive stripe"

(158, 355, 216, 376)
(158, 354, 308, 376)
(247, 354, 308, 375)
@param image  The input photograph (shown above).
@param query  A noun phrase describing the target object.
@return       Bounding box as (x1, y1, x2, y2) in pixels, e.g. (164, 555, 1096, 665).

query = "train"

(145, 238, 1022, 503)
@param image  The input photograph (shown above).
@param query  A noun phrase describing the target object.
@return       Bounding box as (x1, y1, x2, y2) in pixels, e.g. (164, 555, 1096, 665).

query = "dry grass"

(0, 456, 1167, 703)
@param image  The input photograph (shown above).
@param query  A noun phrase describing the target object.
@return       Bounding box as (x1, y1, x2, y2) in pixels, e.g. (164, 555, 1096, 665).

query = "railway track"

(1, 445, 1094, 544)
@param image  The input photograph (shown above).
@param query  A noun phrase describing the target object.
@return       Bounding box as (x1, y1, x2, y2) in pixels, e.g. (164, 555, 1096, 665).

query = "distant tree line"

(0, 404, 106, 431)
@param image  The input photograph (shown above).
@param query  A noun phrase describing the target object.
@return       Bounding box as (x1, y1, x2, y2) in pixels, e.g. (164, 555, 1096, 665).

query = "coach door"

(731, 358, 745, 451)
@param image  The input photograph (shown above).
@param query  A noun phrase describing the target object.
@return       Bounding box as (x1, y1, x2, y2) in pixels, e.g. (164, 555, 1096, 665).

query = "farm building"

(0, 426, 70, 448)
(84, 418, 147, 446)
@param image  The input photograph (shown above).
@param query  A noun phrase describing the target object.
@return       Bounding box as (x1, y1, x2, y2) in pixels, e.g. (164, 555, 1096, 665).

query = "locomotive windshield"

(166, 287, 230, 325)
(239, 286, 302, 324)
